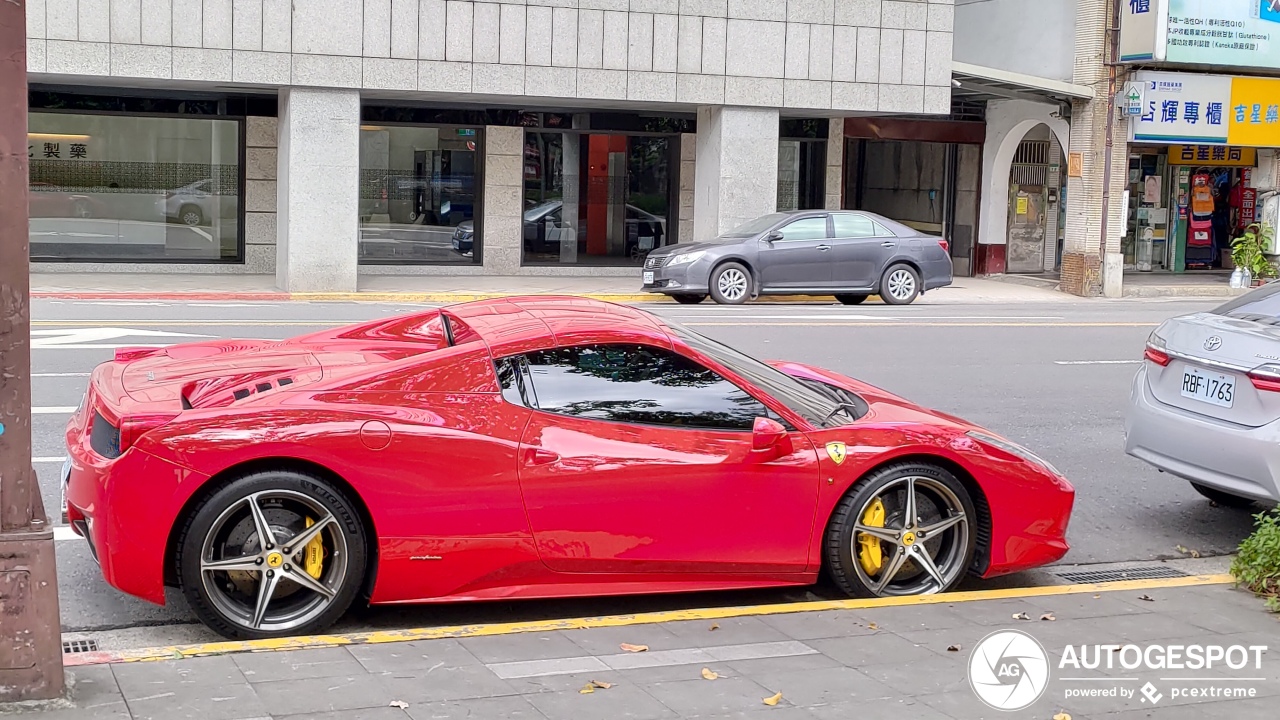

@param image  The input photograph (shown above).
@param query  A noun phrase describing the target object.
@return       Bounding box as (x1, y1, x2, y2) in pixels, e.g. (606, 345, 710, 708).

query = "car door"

(830, 213, 898, 289)
(757, 215, 834, 290)
(509, 343, 821, 575)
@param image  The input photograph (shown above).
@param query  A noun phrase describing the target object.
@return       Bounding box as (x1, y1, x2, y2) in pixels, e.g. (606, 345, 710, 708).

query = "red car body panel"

(64, 296, 1074, 610)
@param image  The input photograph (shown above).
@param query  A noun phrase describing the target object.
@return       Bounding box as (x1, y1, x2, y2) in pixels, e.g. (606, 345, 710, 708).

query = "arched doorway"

(1006, 124, 1066, 273)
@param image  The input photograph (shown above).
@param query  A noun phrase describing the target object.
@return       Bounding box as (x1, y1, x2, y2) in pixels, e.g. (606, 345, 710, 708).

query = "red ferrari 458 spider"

(64, 297, 1074, 639)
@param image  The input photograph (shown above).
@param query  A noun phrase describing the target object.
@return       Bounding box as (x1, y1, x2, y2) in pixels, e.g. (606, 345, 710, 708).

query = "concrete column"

(693, 106, 780, 242)
(481, 125, 525, 274)
(677, 133, 696, 244)
(276, 87, 361, 293)
(244, 116, 278, 274)
(825, 118, 844, 210)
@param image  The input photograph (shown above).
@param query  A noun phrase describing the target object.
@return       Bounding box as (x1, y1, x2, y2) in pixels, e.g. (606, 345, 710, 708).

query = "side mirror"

(764, 230, 783, 244)
(752, 416, 789, 452)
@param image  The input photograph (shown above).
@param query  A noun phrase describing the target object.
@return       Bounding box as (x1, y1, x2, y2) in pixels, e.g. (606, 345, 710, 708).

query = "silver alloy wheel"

(850, 476, 969, 596)
(199, 490, 348, 633)
(886, 268, 916, 301)
(716, 268, 749, 301)
(182, 209, 202, 226)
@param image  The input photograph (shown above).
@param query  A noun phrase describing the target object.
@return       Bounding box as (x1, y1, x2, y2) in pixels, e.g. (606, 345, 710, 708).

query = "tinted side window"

(778, 217, 829, 241)
(523, 344, 769, 430)
(831, 214, 879, 238)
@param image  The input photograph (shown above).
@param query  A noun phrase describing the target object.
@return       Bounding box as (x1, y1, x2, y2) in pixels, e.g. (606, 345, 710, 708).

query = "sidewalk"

(30, 272, 1090, 305)
(993, 271, 1243, 299)
(18, 574, 1279, 719)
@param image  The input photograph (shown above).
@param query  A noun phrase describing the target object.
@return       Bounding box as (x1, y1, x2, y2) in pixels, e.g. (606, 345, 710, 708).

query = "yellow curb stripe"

(64, 574, 1234, 667)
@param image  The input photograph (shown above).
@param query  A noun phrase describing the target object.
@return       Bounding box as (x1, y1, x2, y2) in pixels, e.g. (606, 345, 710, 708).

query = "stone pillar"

(677, 133, 696, 244)
(245, 116, 278, 273)
(693, 106, 780, 242)
(826, 118, 844, 210)
(276, 87, 361, 293)
(1043, 133, 1064, 272)
(481, 125, 525, 274)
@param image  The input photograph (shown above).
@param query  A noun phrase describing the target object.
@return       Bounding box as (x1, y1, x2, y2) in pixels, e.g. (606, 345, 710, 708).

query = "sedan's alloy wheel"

(717, 268, 749, 302)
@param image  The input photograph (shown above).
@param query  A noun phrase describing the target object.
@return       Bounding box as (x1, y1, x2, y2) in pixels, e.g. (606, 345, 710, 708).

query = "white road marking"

(31, 327, 213, 349)
(1054, 360, 1142, 365)
(187, 303, 279, 308)
(34, 456, 67, 463)
(33, 372, 91, 377)
(54, 526, 79, 541)
(487, 640, 817, 679)
(34, 407, 77, 414)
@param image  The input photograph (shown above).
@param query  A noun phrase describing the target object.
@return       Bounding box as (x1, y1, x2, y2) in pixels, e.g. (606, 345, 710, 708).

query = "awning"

(951, 62, 1096, 105)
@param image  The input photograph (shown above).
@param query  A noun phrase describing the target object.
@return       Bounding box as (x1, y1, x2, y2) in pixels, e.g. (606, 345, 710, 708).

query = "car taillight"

(118, 413, 179, 454)
(1249, 364, 1280, 392)
(1143, 345, 1171, 366)
(938, 238, 949, 253)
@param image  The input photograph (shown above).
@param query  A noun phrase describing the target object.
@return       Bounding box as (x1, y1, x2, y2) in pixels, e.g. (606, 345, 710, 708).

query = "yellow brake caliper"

(857, 498, 886, 575)
(303, 517, 326, 580)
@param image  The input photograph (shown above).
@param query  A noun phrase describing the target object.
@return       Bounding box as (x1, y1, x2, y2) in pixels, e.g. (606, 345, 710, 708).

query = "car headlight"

(666, 250, 706, 266)
(966, 430, 1063, 478)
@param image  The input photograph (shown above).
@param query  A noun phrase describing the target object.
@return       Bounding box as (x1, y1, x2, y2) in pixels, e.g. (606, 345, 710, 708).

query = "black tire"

(1190, 482, 1257, 508)
(179, 204, 204, 227)
(825, 462, 977, 598)
(835, 294, 869, 306)
(671, 294, 707, 304)
(879, 263, 921, 305)
(176, 469, 368, 640)
(709, 262, 753, 305)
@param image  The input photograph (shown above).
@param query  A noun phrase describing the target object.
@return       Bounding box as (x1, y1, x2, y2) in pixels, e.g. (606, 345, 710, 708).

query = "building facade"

(24, 0, 955, 291)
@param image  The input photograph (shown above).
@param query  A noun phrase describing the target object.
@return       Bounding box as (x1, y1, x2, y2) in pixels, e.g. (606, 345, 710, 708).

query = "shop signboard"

(1129, 71, 1233, 144)
(1225, 75, 1280, 146)
(1168, 144, 1258, 164)
(1119, 0, 1280, 70)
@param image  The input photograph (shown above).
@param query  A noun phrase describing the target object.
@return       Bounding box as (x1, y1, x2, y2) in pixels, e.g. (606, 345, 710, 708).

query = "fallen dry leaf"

(1093, 594, 1101, 599)
(1138, 594, 1155, 602)
(701, 667, 720, 680)
(578, 680, 613, 694)
(590, 680, 613, 689)
(947, 644, 961, 652)
(1012, 612, 1031, 620)
(1040, 612, 1056, 622)
(579, 684, 595, 694)
(762, 691, 783, 706)
(1176, 545, 1203, 558)
(1053, 713, 1072, 720)
(620, 643, 649, 653)
(709, 623, 720, 631)
(388, 701, 409, 709)
(867, 622, 879, 630)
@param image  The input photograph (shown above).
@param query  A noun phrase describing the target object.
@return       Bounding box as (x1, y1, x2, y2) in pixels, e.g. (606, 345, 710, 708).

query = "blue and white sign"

(1128, 71, 1234, 144)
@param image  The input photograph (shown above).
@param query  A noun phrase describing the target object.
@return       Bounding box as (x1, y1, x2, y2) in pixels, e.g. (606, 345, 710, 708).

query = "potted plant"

(1231, 223, 1278, 287)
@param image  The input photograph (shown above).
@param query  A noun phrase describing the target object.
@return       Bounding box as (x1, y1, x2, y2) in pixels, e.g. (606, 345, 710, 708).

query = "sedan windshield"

(664, 320, 856, 428)
(720, 213, 789, 238)
(1213, 283, 1280, 326)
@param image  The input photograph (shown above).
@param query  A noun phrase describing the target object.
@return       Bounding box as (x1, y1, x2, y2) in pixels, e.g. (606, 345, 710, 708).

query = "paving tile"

(659, 616, 793, 646)
(348, 639, 481, 674)
(1016, 592, 1159, 621)
(564, 623, 687, 656)
(112, 654, 247, 698)
(641, 675, 779, 716)
(1082, 612, 1214, 642)
(252, 674, 388, 716)
(67, 665, 125, 708)
(685, 709, 819, 720)
(916, 689, 1015, 719)
(750, 665, 898, 707)
(604, 647, 717, 670)
(490, 655, 610, 680)
(125, 681, 268, 720)
(617, 663, 730, 685)
(759, 610, 880, 641)
(807, 696, 954, 720)
(460, 631, 589, 664)
(502, 669, 630, 695)
(375, 663, 519, 703)
(277, 708, 409, 720)
(807, 631, 941, 668)
(525, 682, 676, 720)
(723, 651, 844, 677)
(30, 699, 133, 720)
(858, 603, 996, 632)
(855, 654, 969, 696)
(233, 647, 368, 683)
(406, 695, 549, 719)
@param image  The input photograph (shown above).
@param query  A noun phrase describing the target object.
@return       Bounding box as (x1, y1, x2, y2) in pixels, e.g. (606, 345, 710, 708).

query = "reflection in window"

(777, 138, 827, 212)
(832, 213, 881, 239)
(523, 132, 672, 267)
(778, 217, 829, 241)
(28, 112, 241, 262)
(523, 344, 768, 430)
(358, 125, 480, 265)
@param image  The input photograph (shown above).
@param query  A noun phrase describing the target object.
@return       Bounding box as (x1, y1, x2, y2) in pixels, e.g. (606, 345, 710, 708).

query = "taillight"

(118, 413, 179, 454)
(938, 238, 949, 253)
(1249, 364, 1280, 392)
(1144, 345, 1171, 366)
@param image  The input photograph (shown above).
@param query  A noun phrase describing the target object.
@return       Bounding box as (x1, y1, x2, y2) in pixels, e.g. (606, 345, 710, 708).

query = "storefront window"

(358, 125, 481, 264)
(28, 112, 241, 262)
(522, 132, 672, 266)
(778, 119, 828, 212)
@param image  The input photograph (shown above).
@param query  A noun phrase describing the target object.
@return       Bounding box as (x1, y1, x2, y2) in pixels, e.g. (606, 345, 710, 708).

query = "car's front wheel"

(1190, 482, 1257, 508)
(825, 463, 976, 598)
(176, 469, 368, 639)
(710, 262, 752, 305)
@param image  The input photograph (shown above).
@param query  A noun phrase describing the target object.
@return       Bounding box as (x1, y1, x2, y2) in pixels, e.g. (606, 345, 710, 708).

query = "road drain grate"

(62, 639, 98, 654)
(1054, 566, 1189, 584)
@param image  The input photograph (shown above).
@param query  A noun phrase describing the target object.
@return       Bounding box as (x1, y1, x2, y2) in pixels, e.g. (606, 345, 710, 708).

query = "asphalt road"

(31, 295, 1259, 646)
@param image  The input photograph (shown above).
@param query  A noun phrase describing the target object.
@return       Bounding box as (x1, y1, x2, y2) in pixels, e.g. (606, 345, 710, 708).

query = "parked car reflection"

(451, 200, 666, 260)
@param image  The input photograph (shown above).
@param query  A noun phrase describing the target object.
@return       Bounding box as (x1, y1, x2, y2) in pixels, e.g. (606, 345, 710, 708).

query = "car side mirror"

(764, 231, 783, 244)
(752, 417, 789, 452)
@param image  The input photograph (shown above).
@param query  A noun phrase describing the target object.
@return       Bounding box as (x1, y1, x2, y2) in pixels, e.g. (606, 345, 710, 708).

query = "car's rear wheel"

(671, 294, 707, 304)
(825, 462, 976, 598)
(880, 264, 921, 305)
(180, 204, 204, 227)
(1190, 482, 1257, 508)
(176, 470, 367, 639)
(835, 294, 869, 306)
(710, 262, 752, 305)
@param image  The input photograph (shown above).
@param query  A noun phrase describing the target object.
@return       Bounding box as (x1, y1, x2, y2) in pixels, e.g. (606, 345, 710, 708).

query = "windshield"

(524, 201, 562, 222)
(720, 213, 789, 238)
(665, 321, 856, 428)
(1213, 282, 1280, 325)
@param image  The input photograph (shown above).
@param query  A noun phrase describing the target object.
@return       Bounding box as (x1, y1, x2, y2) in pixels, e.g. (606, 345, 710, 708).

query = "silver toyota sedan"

(1126, 283, 1280, 506)
(640, 210, 954, 305)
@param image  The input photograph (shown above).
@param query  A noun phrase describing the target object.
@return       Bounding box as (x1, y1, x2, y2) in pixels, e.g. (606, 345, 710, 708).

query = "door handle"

(817, 245, 831, 251)
(524, 448, 560, 466)
(881, 242, 896, 248)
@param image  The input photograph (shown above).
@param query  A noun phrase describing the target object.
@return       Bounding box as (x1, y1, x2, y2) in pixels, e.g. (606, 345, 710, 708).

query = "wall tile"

(203, 0, 232, 49)
(293, 0, 362, 55)
(903, 0, 927, 30)
(246, 212, 277, 245)
(729, 0, 784, 21)
(246, 116, 277, 146)
(576, 8, 602, 67)
(233, 0, 263, 50)
(679, 0, 725, 15)
(262, 0, 290, 52)
(676, 14, 700, 73)
(628, 12, 652, 71)
(246, 179, 277, 212)
(724, 75, 782, 105)
(901, 28, 924, 85)
(630, 0, 677, 12)
(47, 0, 77, 41)
(363, 56, 417, 88)
(525, 64, 577, 96)
(881, 0, 906, 28)
(627, 70, 675, 101)
(927, 2, 952, 32)
(700, 15, 725, 74)
(28, 39, 47, 71)
(577, 67, 627, 99)
(234, 49, 291, 82)
(110, 0, 141, 43)
(77, 0, 108, 42)
(831, 80, 876, 110)
(602, 10, 626, 69)
(783, 21, 808, 79)
(925, 84, 950, 115)
(652, 13, 677, 72)
(445, 0, 473, 61)
(525, 5, 552, 65)
(47, 39, 108, 73)
(246, 147, 278, 180)
(28, 0, 46, 38)
(419, 0, 446, 59)
(473, 2, 500, 63)
(291, 53, 363, 86)
(140, 0, 172, 44)
(725, 19, 783, 77)
(783, 79, 831, 109)
(787, 0, 832, 24)
(111, 43, 170, 76)
(580, 0, 627, 8)
(878, 27, 901, 84)
(834, 0, 878, 26)
(879, 83, 923, 113)
(552, 7, 577, 66)
(391, 0, 419, 58)
(419, 59, 473, 91)
(808, 22, 832, 80)
(172, 46, 231, 79)
(484, 123, 523, 155)
(500, 3, 526, 64)
(676, 72, 723, 103)
(854, 25, 877, 82)
(831, 24, 855, 81)
(473, 61, 524, 93)
(924, 29, 950, 85)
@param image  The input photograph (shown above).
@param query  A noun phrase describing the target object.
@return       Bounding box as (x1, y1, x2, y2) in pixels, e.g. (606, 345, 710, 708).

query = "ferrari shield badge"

(825, 441, 847, 465)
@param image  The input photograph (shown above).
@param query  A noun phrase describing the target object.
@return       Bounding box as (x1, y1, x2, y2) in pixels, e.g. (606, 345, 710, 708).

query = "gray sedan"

(1126, 283, 1280, 506)
(640, 210, 953, 305)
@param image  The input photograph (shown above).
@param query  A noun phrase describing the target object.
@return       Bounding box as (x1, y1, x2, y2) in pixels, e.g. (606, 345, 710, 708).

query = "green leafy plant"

(1232, 223, 1278, 282)
(1230, 506, 1280, 612)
